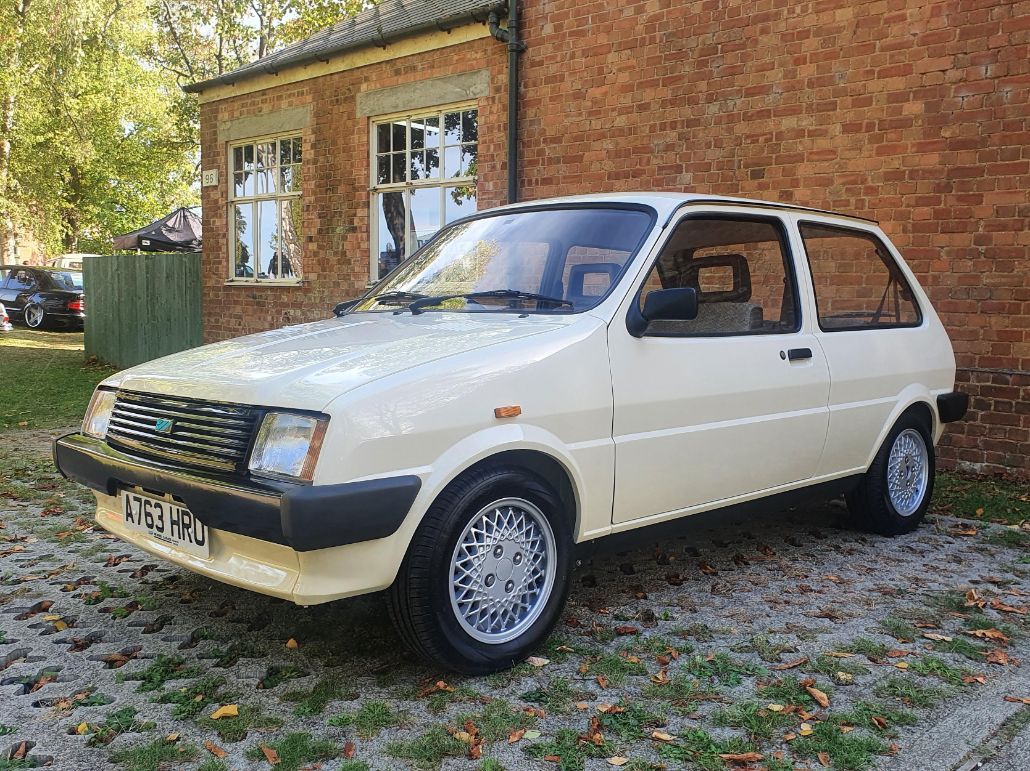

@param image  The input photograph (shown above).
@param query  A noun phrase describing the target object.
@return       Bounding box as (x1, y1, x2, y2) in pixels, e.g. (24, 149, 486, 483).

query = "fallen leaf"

(818, 750, 831, 766)
(203, 740, 228, 759)
(597, 703, 624, 714)
(772, 656, 809, 671)
(806, 685, 830, 708)
(1003, 696, 1030, 704)
(719, 752, 764, 763)
(894, 661, 910, 670)
(990, 599, 1028, 616)
(986, 649, 1012, 666)
(343, 740, 356, 758)
(608, 757, 630, 767)
(824, 651, 854, 658)
(508, 728, 526, 744)
(767, 703, 785, 712)
(649, 668, 669, 685)
(614, 625, 638, 636)
(285, 638, 299, 650)
(965, 589, 987, 608)
(799, 723, 814, 736)
(575, 701, 590, 711)
(12, 742, 27, 760)
(651, 730, 675, 742)
(699, 561, 718, 575)
(523, 729, 541, 740)
(840, 725, 855, 733)
(967, 628, 1010, 644)
(259, 744, 280, 765)
(923, 633, 952, 642)
(887, 649, 910, 658)
(948, 525, 978, 536)
(209, 704, 239, 720)
(76, 722, 89, 735)
(872, 716, 888, 729)
(165, 733, 180, 743)
(963, 674, 988, 685)
(526, 656, 550, 667)
(596, 675, 609, 688)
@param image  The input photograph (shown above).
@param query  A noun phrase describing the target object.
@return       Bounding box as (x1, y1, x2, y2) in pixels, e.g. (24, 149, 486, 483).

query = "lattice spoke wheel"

(449, 497, 557, 645)
(886, 428, 929, 517)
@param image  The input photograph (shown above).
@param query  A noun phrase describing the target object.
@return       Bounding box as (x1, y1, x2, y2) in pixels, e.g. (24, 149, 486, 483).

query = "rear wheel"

(388, 465, 573, 674)
(23, 303, 44, 329)
(845, 413, 934, 535)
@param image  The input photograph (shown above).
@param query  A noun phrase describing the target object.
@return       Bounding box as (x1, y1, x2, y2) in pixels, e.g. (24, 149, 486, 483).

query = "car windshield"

(51, 271, 83, 290)
(354, 207, 654, 314)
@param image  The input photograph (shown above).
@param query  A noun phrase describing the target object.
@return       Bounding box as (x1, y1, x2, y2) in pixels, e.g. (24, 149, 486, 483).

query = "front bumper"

(53, 433, 421, 552)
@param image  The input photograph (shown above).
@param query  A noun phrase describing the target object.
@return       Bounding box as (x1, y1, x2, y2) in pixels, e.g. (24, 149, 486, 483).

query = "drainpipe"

(489, 4, 526, 204)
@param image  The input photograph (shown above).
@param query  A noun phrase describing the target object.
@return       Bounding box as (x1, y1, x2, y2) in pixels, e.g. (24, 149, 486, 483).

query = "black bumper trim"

(53, 433, 420, 552)
(936, 391, 969, 424)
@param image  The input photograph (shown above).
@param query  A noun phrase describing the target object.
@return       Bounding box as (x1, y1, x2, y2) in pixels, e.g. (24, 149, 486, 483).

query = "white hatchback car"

(56, 194, 967, 672)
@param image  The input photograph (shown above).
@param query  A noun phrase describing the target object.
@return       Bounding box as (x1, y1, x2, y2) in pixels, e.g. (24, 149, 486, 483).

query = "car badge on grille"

(154, 418, 174, 434)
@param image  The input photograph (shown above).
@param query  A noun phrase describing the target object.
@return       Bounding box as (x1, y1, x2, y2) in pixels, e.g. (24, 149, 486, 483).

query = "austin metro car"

(54, 193, 967, 672)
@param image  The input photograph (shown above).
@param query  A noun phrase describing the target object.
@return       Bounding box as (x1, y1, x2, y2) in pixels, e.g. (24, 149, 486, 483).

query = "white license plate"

(119, 490, 210, 559)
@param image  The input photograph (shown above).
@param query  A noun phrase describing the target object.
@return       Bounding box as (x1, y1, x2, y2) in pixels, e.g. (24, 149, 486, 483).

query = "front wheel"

(845, 413, 935, 535)
(388, 466, 573, 674)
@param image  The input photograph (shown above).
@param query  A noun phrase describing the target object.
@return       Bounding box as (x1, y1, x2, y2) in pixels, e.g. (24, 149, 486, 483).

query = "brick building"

(186, 0, 1029, 477)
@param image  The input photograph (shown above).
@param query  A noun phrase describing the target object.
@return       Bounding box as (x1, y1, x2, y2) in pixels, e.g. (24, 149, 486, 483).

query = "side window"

(799, 223, 921, 331)
(8, 270, 36, 290)
(639, 216, 800, 336)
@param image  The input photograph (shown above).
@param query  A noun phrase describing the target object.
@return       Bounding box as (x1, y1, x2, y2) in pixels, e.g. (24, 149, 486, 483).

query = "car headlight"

(248, 412, 328, 482)
(82, 388, 117, 439)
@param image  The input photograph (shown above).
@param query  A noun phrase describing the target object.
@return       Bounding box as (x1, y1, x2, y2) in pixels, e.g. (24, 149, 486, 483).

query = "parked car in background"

(48, 253, 100, 272)
(55, 193, 966, 672)
(0, 265, 85, 329)
(0, 302, 12, 332)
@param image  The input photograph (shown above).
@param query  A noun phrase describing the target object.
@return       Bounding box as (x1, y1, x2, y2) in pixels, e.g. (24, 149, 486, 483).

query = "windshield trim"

(352, 202, 659, 317)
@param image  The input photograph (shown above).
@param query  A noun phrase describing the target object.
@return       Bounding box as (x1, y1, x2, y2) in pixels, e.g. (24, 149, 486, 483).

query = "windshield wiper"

(408, 289, 573, 315)
(371, 290, 428, 306)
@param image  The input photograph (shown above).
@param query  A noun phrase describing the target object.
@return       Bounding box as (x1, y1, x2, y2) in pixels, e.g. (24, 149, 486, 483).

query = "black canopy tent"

(113, 207, 202, 252)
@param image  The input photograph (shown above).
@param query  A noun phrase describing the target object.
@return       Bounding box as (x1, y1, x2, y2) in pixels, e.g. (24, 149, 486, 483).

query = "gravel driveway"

(1, 429, 1027, 771)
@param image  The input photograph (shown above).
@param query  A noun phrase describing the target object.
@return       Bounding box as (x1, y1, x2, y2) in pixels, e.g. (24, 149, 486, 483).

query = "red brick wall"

(199, 0, 1028, 476)
(515, 0, 1028, 477)
(198, 36, 509, 342)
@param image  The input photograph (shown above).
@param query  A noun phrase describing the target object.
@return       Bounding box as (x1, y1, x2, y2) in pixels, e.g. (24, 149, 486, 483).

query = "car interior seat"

(567, 262, 622, 308)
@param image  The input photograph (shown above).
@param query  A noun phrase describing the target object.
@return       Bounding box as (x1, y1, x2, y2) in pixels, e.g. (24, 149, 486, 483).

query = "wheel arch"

(861, 389, 939, 472)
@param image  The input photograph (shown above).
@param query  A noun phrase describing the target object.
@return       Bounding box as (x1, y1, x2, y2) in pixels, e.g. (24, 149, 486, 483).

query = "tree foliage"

(0, 0, 369, 257)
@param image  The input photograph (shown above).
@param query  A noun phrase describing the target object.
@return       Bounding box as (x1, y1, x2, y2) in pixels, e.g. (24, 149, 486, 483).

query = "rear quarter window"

(799, 223, 921, 331)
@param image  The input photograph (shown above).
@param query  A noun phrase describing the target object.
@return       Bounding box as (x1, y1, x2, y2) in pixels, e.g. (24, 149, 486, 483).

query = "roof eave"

(182, 4, 506, 95)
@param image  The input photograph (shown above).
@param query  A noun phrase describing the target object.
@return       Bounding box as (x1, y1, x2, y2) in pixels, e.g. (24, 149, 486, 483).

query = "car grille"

(106, 391, 260, 474)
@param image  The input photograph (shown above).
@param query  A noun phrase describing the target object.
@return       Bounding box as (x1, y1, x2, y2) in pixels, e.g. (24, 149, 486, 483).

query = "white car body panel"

(76, 193, 959, 605)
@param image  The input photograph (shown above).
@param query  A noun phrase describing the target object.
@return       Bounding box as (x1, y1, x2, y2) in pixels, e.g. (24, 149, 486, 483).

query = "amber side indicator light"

(494, 406, 522, 419)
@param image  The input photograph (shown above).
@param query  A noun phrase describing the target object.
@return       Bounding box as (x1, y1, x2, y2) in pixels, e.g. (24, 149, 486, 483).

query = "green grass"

(82, 706, 155, 747)
(0, 330, 114, 431)
(933, 471, 1030, 526)
(756, 677, 832, 708)
(597, 701, 667, 742)
(877, 617, 919, 642)
(643, 672, 722, 708)
(156, 675, 227, 719)
(459, 699, 536, 742)
(588, 652, 648, 686)
(657, 727, 757, 771)
(682, 652, 767, 686)
(733, 634, 796, 662)
(386, 725, 467, 768)
(874, 675, 948, 708)
(109, 737, 198, 771)
(521, 677, 586, 714)
(328, 701, 404, 738)
(424, 683, 481, 714)
(711, 701, 797, 742)
(282, 676, 358, 716)
(245, 733, 339, 771)
(123, 655, 201, 693)
(985, 528, 1030, 549)
(910, 655, 974, 685)
(843, 637, 891, 660)
(197, 703, 283, 743)
(524, 727, 611, 771)
(791, 720, 889, 770)
(931, 636, 990, 662)
(807, 654, 871, 679)
(830, 700, 919, 737)
(256, 664, 307, 689)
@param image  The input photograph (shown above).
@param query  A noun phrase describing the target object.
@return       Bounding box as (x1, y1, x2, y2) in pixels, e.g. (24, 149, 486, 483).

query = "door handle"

(786, 347, 813, 361)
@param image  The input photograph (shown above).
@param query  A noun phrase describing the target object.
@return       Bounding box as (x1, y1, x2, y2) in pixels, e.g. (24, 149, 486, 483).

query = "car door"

(1, 269, 36, 314)
(0, 270, 12, 307)
(608, 209, 831, 524)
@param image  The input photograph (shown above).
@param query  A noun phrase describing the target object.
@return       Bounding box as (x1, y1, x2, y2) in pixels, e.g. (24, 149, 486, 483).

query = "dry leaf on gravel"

(922, 633, 952, 642)
(209, 704, 239, 720)
(719, 752, 764, 763)
(772, 657, 808, 670)
(651, 730, 675, 742)
(608, 757, 629, 767)
(508, 728, 526, 744)
(285, 638, 299, 649)
(990, 599, 1027, 615)
(805, 685, 830, 708)
(203, 740, 228, 758)
(818, 750, 832, 766)
(1003, 696, 1030, 704)
(526, 656, 549, 667)
(967, 628, 1010, 644)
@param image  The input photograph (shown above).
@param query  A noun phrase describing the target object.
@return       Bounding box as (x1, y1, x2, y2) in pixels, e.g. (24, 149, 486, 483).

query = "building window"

(370, 106, 478, 280)
(229, 135, 303, 282)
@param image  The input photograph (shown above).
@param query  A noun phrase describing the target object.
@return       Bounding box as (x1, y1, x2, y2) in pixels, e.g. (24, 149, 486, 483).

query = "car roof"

(0, 265, 80, 272)
(490, 192, 879, 226)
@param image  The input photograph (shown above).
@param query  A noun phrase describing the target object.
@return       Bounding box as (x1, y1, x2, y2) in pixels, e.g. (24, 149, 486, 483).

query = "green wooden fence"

(84, 252, 203, 369)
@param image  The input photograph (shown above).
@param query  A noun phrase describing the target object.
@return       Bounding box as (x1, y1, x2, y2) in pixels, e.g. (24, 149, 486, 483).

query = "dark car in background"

(0, 266, 85, 330)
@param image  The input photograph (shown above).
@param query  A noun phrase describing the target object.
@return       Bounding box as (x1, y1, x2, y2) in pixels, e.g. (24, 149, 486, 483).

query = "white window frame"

(368, 102, 479, 282)
(227, 131, 303, 285)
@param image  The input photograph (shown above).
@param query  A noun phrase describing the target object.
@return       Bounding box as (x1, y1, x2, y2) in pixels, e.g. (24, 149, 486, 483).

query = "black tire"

(845, 412, 935, 536)
(387, 465, 574, 674)
(23, 303, 45, 329)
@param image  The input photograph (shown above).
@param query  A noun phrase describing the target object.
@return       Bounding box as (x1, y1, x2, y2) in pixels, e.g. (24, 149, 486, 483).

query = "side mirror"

(626, 287, 699, 337)
(333, 299, 360, 317)
(643, 287, 699, 322)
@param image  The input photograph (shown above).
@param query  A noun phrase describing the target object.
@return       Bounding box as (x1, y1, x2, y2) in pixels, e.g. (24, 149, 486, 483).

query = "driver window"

(9, 270, 36, 290)
(640, 216, 800, 336)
